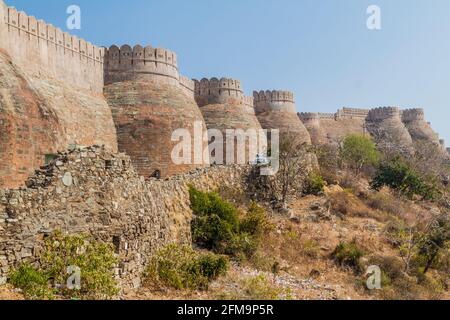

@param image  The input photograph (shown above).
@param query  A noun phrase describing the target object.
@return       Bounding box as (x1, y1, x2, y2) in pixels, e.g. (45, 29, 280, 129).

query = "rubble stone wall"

(0, 146, 248, 289)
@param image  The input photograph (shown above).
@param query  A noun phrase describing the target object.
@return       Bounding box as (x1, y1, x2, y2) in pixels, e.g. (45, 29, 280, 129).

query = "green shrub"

(10, 232, 118, 300)
(8, 264, 54, 300)
(371, 157, 440, 200)
(240, 202, 271, 238)
(243, 275, 292, 300)
(341, 134, 379, 176)
(40, 232, 118, 300)
(145, 244, 228, 290)
(303, 173, 325, 196)
(190, 187, 269, 259)
(332, 241, 365, 272)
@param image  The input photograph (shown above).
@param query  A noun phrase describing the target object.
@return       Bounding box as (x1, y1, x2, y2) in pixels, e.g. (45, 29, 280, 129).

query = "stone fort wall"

(0, 1, 104, 92)
(0, 146, 249, 289)
(193, 78, 253, 107)
(103, 44, 195, 97)
(253, 90, 296, 115)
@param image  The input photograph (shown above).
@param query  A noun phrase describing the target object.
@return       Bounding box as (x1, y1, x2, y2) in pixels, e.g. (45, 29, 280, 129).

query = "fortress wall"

(336, 107, 369, 119)
(104, 45, 180, 86)
(401, 108, 425, 122)
(253, 90, 296, 115)
(179, 75, 195, 98)
(0, 3, 104, 92)
(254, 90, 311, 145)
(193, 78, 246, 107)
(367, 106, 401, 122)
(318, 113, 336, 120)
(366, 107, 414, 154)
(401, 108, 440, 148)
(0, 0, 6, 43)
(0, 146, 249, 289)
(298, 113, 327, 145)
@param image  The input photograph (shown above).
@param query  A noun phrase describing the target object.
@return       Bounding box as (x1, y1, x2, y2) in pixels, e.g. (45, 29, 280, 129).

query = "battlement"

(401, 108, 425, 122)
(0, 2, 104, 92)
(104, 44, 180, 85)
(336, 107, 369, 119)
(298, 112, 320, 121)
(193, 77, 249, 107)
(367, 107, 401, 121)
(253, 90, 295, 104)
(253, 90, 296, 114)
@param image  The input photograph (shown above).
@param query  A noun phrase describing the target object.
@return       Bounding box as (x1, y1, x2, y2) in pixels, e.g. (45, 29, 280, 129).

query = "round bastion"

(254, 90, 311, 145)
(193, 78, 262, 165)
(104, 44, 209, 179)
(366, 107, 414, 154)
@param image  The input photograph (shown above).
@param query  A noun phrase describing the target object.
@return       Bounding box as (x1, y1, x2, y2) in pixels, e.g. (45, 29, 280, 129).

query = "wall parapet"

(193, 77, 249, 107)
(336, 107, 369, 119)
(1, 3, 104, 92)
(179, 76, 195, 92)
(253, 90, 296, 114)
(253, 90, 294, 104)
(104, 44, 180, 85)
(298, 112, 319, 121)
(401, 108, 425, 122)
(367, 107, 401, 121)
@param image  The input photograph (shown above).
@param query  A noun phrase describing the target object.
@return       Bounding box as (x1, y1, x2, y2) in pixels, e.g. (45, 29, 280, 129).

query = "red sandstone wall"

(0, 2, 118, 188)
(105, 80, 208, 178)
(0, 51, 63, 188)
(1, 2, 104, 93)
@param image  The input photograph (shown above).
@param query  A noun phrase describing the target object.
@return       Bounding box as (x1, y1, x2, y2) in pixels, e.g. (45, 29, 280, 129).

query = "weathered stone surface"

(105, 80, 209, 179)
(254, 90, 311, 145)
(366, 107, 414, 154)
(0, 49, 117, 189)
(0, 146, 249, 289)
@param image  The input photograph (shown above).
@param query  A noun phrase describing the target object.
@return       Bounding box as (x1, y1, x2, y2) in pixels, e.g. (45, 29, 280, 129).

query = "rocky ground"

(1, 184, 447, 301)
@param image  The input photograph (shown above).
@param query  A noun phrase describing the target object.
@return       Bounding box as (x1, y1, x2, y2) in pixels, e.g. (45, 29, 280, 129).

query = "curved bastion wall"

(366, 107, 414, 154)
(298, 113, 327, 145)
(193, 78, 254, 107)
(401, 108, 441, 147)
(104, 44, 209, 179)
(193, 77, 262, 165)
(299, 108, 369, 146)
(0, 0, 117, 189)
(254, 90, 311, 145)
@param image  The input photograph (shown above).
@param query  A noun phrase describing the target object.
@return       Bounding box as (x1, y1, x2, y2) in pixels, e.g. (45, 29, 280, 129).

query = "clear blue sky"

(6, 0, 450, 145)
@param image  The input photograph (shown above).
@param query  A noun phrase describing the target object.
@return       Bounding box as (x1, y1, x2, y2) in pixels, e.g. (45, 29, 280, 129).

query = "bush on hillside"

(9, 231, 118, 300)
(332, 240, 365, 273)
(371, 156, 441, 200)
(341, 134, 379, 176)
(190, 186, 270, 259)
(145, 244, 228, 290)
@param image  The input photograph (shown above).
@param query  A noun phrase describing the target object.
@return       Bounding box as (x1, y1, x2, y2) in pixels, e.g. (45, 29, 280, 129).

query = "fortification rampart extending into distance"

(0, 0, 447, 189)
(253, 90, 296, 114)
(193, 78, 254, 107)
(0, 2, 104, 92)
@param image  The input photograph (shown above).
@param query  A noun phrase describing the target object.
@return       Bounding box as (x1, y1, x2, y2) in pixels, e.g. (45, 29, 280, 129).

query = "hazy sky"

(6, 0, 450, 145)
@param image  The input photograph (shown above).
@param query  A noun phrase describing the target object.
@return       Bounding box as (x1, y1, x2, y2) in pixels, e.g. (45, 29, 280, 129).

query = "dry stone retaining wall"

(0, 146, 249, 290)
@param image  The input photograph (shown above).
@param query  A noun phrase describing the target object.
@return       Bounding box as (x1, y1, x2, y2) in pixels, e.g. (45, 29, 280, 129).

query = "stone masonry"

(0, 146, 249, 289)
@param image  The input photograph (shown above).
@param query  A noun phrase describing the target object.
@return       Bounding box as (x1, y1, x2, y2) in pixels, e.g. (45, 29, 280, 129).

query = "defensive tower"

(254, 90, 311, 145)
(104, 44, 208, 179)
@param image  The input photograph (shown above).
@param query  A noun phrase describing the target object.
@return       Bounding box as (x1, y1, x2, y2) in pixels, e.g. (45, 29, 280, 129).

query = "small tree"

(371, 156, 440, 200)
(276, 133, 311, 207)
(417, 214, 450, 274)
(340, 134, 379, 176)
